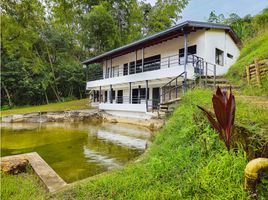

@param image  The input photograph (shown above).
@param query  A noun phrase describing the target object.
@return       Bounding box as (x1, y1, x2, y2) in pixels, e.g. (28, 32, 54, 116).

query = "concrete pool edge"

(0, 109, 164, 131)
(0, 152, 68, 193)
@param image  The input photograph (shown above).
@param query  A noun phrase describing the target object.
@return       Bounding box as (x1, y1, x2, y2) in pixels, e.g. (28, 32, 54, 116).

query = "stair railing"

(187, 54, 217, 89)
(160, 72, 185, 105)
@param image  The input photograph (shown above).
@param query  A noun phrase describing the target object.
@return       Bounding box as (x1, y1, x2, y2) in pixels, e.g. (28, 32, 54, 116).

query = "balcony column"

(183, 32, 188, 92)
(110, 58, 112, 78)
(135, 50, 137, 73)
(85, 64, 88, 81)
(129, 82, 132, 104)
(105, 60, 108, 78)
(92, 90, 95, 102)
(109, 84, 113, 103)
(145, 80, 148, 112)
(99, 86, 102, 103)
(142, 48, 144, 72)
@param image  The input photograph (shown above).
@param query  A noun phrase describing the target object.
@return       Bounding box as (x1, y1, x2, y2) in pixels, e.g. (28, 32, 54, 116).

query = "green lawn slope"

(54, 89, 268, 199)
(0, 99, 90, 117)
(1, 169, 48, 200)
(227, 32, 268, 96)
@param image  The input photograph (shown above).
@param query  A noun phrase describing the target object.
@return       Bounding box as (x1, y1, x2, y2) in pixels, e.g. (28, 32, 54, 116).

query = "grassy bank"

(1, 89, 267, 199)
(52, 89, 267, 199)
(1, 168, 48, 200)
(227, 32, 268, 96)
(0, 99, 90, 117)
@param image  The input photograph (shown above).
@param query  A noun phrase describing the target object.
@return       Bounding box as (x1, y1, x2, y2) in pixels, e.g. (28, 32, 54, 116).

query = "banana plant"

(198, 87, 236, 151)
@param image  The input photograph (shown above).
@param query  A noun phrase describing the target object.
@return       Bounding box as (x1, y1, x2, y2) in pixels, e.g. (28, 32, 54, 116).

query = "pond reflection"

(1, 122, 152, 183)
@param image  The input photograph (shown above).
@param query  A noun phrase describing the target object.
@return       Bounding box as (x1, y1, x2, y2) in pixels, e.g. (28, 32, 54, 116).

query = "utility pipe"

(244, 158, 268, 192)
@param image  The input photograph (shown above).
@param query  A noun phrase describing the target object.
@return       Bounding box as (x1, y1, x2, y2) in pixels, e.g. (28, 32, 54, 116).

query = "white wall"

(88, 29, 240, 89)
(204, 29, 240, 75)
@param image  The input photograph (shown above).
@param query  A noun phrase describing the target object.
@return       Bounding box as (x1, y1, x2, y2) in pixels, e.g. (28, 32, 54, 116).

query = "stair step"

(160, 98, 181, 106)
(203, 79, 229, 84)
(206, 83, 240, 89)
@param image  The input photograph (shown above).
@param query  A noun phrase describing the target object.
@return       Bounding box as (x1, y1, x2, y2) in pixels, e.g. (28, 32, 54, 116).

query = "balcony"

(86, 53, 205, 88)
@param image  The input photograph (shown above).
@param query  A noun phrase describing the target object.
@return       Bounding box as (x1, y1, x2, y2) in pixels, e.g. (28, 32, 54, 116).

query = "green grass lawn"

(1, 99, 90, 117)
(52, 89, 267, 199)
(1, 89, 267, 199)
(1, 168, 48, 200)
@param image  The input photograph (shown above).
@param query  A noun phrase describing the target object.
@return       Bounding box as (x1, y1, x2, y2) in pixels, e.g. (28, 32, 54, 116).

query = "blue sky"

(146, 0, 268, 22)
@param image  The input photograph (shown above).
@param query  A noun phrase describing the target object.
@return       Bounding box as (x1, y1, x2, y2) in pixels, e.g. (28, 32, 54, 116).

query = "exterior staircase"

(199, 75, 240, 90)
(158, 54, 239, 116)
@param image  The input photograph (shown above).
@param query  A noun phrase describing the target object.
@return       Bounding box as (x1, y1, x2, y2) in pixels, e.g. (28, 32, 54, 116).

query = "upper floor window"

(123, 63, 128, 76)
(215, 48, 224, 66)
(112, 66, 119, 77)
(179, 45, 197, 57)
(143, 55, 161, 72)
(227, 53, 233, 59)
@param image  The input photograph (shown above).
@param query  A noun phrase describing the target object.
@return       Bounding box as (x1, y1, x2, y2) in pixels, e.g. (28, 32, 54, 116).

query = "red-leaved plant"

(198, 87, 236, 151)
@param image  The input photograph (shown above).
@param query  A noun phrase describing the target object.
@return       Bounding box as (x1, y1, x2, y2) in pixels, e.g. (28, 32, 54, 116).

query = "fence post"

(214, 64, 216, 89)
(205, 62, 208, 87)
(175, 78, 178, 98)
(254, 58, 261, 86)
(246, 65, 250, 85)
(169, 83, 171, 100)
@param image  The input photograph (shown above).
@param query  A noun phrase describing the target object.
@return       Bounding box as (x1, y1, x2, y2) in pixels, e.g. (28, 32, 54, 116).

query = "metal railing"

(87, 53, 199, 81)
(91, 95, 161, 110)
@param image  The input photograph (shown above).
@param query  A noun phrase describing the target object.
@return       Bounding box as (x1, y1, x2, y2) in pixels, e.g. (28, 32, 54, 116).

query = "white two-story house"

(82, 21, 240, 118)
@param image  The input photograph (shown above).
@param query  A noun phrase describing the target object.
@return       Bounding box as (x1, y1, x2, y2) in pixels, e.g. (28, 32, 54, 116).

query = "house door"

(152, 88, 160, 109)
(132, 89, 139, 104)
(117, 90, 123, 103)
(104, 91, 107, 102)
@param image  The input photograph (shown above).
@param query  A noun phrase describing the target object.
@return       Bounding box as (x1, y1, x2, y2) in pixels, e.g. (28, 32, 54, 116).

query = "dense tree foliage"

(1, 0, 188, 107)
(208, 9, 268, 41)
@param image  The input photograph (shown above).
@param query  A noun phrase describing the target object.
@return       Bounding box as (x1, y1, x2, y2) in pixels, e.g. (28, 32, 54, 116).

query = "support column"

(110, 58, 112, 78)
(85, 65, 88, 81)
(142, 48, 144, 72)
(99, 86, 101, 103)
(183, 32, 188, 92)
(129, 82, 132, 104)
(145, 80, 148, 112)
(105, 60, 108, 78)
(109, 85, 112, 103)
(135, 50, 137, 73)
(93, 90, 95, 102)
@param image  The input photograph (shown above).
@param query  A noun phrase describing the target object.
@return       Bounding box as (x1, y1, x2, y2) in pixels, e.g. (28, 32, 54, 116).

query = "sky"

(145, 0, 268, 22)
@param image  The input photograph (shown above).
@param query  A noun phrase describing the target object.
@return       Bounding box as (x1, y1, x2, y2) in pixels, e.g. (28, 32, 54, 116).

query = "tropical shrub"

(198, 87, 235, 151)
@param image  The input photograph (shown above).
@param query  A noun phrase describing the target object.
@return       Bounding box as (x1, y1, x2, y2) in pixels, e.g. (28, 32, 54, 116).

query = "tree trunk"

(44, 90, 49, 104)
(2, 82, 13, 107)
(78, 87, 82, 99)
(45, 45, 61, 101)
(50, 84, 61, 102)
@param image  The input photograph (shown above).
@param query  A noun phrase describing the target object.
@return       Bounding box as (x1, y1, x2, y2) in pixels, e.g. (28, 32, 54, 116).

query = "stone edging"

(0, 152, 68, 193)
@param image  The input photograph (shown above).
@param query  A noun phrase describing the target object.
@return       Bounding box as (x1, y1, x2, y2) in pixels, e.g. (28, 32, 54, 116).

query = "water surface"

(1, 122, 152, 183)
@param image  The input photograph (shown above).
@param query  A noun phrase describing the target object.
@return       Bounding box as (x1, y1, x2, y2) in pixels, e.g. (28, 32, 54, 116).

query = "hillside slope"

(227, 32, 268, 95)
(55, 89, 268, 199)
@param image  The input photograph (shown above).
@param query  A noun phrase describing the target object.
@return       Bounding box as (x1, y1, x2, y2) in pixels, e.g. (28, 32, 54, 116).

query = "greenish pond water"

(1, 122, 152, 183)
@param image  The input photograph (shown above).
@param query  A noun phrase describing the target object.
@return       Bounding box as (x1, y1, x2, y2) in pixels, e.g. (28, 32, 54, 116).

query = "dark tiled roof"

(82, 20, 240, 64)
